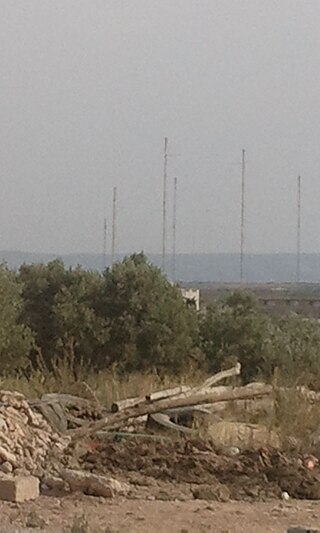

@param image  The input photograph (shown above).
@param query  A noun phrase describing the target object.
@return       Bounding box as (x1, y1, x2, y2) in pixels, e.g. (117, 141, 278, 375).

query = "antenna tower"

(240, 148, 246, 284)
(111, 186, 117, 266)
(172, 177, 178, 282)
(162, 137, 168, 272)
(102, 217, 107, 269)
(297, 175, 301, 283)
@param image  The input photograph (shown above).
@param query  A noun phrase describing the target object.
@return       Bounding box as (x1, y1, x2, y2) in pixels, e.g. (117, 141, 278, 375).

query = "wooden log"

(149, 385, 230, 404)
(112, 386, 191, 413)
(31, 392, 103, 433)
(146, 385, 191, 402)
(32, 401, 68, 433)
(163, 404, 215, 417)
(197, 363, 241, 391)
(32, 393, 94, 410)
(111, 396, 145, 413)
(147, 412, 193, 434)
(146, 364, 241, 405)
(112, 364, 241, 412)
(70, 383, 272, 441)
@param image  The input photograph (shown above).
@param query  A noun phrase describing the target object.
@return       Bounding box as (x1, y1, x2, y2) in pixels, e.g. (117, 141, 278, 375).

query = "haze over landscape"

(1, 1, 320, 279)
(3, 5, 320, 530)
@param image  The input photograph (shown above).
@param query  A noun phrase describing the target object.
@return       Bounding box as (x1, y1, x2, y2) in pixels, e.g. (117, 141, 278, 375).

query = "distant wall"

(258, 297, 320, 317)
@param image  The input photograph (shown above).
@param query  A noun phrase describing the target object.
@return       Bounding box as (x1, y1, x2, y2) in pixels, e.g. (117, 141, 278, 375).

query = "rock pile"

(0, 390, 69, 476)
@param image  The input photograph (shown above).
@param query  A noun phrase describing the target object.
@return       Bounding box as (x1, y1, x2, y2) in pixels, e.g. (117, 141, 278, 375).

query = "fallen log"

(70, 383, 272, 441)
(32, 400, 68, 433)
(31, 393, 104, 432)
(111, 396, 145, 413)
(144, 364, 241, 405)
(145, 385, 190, 402)
(112, 364, 241, 412)
(147, 412, 193, 434)
(196, 363, 241, 391)
(163, 404, 214, 417)
(162, 384, 272, 418)
(31, 393, 95, 410)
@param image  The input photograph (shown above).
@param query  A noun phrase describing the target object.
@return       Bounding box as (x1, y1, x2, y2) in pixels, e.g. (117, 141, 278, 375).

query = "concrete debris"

(192, 483, 230, 502)
(206, 421, 280, 450)
(60, 469, 130, 498)
(0, 390, 69, 476)
(0, 475, 39, 502)
(0, 461, 13, 474)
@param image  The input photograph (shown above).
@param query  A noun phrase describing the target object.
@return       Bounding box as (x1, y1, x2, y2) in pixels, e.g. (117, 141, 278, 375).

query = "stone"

(60, 469, 130, 498)
(0, 389, 68, 476)
(0, 461, 13, 474)
(0, 447, 17, 468)
(207, 421, 280, 450)
(41, 475, 67, 492)
(0, 476, 39, 502)
(192, 484, 230, 502)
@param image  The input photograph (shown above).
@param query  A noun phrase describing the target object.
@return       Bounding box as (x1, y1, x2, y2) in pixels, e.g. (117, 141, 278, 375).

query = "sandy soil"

(1, 495, 320, 533)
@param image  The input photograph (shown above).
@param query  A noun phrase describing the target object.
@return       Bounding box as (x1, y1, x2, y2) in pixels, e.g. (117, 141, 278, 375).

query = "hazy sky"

(1, 0, 320, 255)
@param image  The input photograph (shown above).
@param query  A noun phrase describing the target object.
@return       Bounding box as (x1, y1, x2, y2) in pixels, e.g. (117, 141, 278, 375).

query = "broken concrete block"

(60, 469, 130, 498)
(41, 475, 67, 492)
(207, 421, 280, 450)
(192, 483, 230, 502)
(0, 476, 39, 502)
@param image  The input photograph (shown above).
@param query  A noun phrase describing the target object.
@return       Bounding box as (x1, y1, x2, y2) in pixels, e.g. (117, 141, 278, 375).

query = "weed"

(25, 510, 46, 529)
(66, 513, 89, 533)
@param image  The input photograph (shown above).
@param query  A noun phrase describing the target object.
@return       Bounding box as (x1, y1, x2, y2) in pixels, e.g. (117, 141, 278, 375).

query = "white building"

(180, 288, 200, 311)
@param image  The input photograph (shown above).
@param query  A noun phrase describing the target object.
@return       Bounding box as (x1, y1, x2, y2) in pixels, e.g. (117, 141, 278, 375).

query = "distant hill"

(1, 250, 320, 283)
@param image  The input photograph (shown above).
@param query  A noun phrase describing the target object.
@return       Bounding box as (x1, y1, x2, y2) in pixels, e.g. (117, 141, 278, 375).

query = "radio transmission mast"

(240, 148, 246, 284)
(111, 186, 117, 267)
(102, 217, 107, 270)
(172, 177, 178, 282)
(162, 137, 168, 273)
(296, 175, 301, 283)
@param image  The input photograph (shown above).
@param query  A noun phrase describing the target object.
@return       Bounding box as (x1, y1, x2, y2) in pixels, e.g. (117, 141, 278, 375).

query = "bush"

(200, 291, 320, 387)
(18, 254, 199, 376)
(0, 265, 34, 372)
(97, 253, 199, 374)
(19, 259, 109, 370)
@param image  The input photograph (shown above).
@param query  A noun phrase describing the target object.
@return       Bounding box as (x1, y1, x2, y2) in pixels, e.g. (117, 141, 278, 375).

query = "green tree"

(271, 315, 320, 388)
(0, 265, 34, 372)
(199, 292, 277, 382)
(19, 260, 109, 369)
(19, 259, 68, 363)
(98, 253, 199, 373)
(53, 268, 109, 368)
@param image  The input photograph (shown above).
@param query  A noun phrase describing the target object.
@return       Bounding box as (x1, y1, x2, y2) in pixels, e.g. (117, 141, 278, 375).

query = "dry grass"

(272, 388, 320, 453)
(3, 354, 319, 454)
(0, 354, 205, 408)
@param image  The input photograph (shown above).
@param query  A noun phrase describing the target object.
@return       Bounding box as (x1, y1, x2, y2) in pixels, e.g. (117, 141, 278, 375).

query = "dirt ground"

(1, 495, 320, 532)
(4, 436, 320, 531)
(60, 437, 320, 501)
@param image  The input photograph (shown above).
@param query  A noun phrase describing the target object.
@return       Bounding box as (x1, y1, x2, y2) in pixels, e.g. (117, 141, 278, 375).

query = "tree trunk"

(70, 383, 272, 441)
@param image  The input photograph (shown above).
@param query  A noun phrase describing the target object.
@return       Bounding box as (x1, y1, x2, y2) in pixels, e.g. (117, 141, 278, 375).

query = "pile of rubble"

(0, 390, 69, 476)
(69, 435, 320, 501)
(1, 363, 320, 505)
